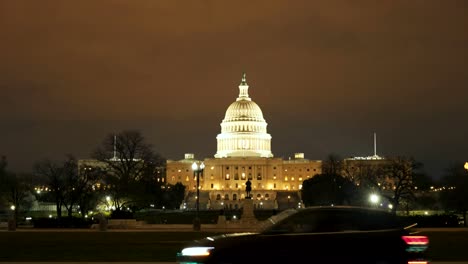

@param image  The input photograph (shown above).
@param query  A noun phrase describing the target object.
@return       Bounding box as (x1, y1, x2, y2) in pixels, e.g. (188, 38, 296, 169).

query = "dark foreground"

(0, 229, 466, 262)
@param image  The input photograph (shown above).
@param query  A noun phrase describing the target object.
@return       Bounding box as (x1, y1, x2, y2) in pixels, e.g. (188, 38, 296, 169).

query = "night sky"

(1, 1, 467, 178)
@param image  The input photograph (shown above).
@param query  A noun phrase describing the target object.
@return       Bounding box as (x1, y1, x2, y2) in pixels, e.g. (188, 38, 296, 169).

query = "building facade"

(167, 74, 322, 210)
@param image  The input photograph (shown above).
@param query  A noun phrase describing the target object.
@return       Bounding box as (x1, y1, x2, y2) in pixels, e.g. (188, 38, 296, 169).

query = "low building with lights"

(167, 74, 322, 210)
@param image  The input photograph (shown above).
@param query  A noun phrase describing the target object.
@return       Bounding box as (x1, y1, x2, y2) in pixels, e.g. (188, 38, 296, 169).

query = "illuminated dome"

(224, 100, 265, 123)
(215, 73, 273, 158)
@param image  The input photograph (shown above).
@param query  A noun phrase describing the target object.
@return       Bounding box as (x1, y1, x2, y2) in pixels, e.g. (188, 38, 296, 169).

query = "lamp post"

(8, 205, 16, 231)
(192, 161, 205, 231)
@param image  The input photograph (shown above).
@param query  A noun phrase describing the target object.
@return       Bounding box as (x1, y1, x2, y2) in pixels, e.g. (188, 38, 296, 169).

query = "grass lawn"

(0, 230, 466, 261)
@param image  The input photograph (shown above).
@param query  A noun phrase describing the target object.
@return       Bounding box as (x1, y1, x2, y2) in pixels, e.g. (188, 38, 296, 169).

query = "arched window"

(224, 194, 229, 200)
(265, 193, 269, 199)
(257, 193, 261, 200)
(216, 194, 221, 200)
(233, 194, 237, 200)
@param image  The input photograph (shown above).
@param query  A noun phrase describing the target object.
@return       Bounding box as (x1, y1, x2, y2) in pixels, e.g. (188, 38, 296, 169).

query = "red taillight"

(408, 261, 428, 264)
(402, 236, 429, 245)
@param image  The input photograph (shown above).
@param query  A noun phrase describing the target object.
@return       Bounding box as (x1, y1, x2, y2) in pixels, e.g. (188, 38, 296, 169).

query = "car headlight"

(181, 247, 215, 256)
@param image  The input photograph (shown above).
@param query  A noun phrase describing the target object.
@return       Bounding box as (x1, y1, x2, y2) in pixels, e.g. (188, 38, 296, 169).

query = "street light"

(369, 194, 380, 207)
(192, 161, 205, 231)
(464, 162, 468, 171)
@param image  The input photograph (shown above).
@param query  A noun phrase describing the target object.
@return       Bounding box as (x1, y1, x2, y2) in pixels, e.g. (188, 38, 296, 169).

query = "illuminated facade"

(167, 74, 322, 210)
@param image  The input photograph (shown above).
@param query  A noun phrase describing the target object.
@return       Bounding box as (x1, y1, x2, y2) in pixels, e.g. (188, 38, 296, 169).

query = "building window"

(265, 193, 270, 199)
(257, 194, 261, 200)
(299, 177, 302, 181)
(233, 194, 237, 200)
(274, 183, 276, 189)
(211, 184, 214, 189)
(249, 166, 252, 170)
(216, 194, 221, 200)
(257, 173, 262, 180)
(284, 176, 288, 181)
(241, 173, 246, 180)
(225, 174, 230, 180)
(248, 173, 252, 180)
(273, 167, 276, 170)
(235, 183, 239, 188)
(291, 177, 295, 181)
(234, 173, 239, 180)
(226, 166, 229, 170)
(185, 176, 189, 181)
(224, 194, 229, 200)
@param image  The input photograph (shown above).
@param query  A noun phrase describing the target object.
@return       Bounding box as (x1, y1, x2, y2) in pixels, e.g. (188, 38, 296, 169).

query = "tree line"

(301, 154, 468, 226)
(0, 130, 185, 222)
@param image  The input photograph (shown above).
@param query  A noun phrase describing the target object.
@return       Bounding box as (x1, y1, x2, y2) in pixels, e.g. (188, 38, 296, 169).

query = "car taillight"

(402, 235, 429, 253)
(402, 236, 429, 245)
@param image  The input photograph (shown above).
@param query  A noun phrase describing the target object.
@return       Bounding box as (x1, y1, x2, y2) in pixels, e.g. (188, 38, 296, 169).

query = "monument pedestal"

(241, 198, 257, 226)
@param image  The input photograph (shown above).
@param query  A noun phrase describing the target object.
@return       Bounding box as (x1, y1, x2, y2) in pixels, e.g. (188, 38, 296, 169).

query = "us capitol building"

(167, 74, 322, 210)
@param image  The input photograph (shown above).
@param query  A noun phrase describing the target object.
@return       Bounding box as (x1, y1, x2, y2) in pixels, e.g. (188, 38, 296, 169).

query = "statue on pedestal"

(245, 180, 252, 199)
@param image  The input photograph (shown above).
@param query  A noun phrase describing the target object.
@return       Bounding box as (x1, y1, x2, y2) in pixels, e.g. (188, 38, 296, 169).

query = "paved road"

(0, 249, 463, 263)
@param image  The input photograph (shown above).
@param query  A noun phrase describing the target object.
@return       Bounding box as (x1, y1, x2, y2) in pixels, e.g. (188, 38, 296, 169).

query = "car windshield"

(258, 209, 298, 232)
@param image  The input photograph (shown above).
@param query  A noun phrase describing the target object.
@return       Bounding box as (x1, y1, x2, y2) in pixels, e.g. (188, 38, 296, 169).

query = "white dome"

(215, 73, 273, 158)
(224, 100, 265, 123)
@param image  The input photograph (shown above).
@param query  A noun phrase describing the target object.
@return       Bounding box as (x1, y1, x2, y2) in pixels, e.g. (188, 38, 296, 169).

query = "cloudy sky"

(1, 0, 467, 178)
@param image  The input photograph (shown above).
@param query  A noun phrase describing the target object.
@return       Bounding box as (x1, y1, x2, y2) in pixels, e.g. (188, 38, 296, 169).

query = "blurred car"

(177, 206, 429, 264)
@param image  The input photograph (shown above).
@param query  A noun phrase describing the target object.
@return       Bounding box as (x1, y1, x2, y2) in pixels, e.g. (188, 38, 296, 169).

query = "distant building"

(166, 74, 322, 210)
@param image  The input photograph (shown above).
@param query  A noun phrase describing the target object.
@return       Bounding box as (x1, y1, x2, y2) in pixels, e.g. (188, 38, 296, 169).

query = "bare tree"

(61, 155, 100, 218)
(92, 130, 165, 211)
(34, 159, 66, 219)
(0, 157, 33, 222)
(440, 162, 468, 227)
(365, 157, 418, 213)
(322, 154, 343, 176)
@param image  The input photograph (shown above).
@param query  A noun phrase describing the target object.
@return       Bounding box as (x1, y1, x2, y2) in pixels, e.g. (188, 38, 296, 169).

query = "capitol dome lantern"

(215, 73, 273, 158)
